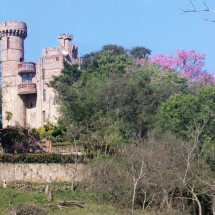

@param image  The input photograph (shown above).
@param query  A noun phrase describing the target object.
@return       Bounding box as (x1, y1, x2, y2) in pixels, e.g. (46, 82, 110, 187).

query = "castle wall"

(40, 51, 64, 125)
(0, 20, 80, 128)
(34, 58, 43, 128)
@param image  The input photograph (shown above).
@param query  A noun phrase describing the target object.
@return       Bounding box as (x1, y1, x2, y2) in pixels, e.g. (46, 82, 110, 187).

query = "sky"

(1, 0, 215, 72)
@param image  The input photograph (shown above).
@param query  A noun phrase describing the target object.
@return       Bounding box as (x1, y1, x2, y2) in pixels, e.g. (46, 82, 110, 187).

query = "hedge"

(52, 141, 73, 146)
(0, 153, 85, 164)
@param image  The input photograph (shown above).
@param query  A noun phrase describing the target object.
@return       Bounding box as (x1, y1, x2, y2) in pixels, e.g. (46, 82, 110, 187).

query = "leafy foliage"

(30, 123, 66, 143)
(0, 153, 85, 163)
(130, 46, 151, 59)
(35, 45, 215, 213)
(50, 50, 187, 157)
(5, 111, 13, 123)
(156, 86, 215, 144)
(148, 49, 215, 83)
(0, 127, 43, 153)
(101, 44, 127, 56)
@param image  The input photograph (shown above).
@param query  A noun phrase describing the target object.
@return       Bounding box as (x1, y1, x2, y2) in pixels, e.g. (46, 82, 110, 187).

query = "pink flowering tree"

(147, 49, 215, 83)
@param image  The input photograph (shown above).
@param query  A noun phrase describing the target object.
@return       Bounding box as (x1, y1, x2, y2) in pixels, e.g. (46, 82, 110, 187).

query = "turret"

(0, 21, 28, 127)
(0, 20, 27, 39)
(58, 33, 73, 51)
(0, 21, 27, 69)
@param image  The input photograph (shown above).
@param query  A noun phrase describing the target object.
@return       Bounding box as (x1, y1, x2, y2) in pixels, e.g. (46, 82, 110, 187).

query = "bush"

(52, 141, 72, 146)
(29, 123, 66, 142)
(0, 153, 85, 163)
(9, 204, 44, 215)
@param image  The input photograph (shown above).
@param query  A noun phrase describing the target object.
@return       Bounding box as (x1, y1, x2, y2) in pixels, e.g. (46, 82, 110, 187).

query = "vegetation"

(0, 89, 2, 128)
(0, 127, 44, 153)
(130, 46, 151, 59)
(52, 141, 73, 146)
(50, 46, 188, 157)
(1, 44, 215, 214)
(30, 123, 66, 142)
(0, 187, 186, 215)
(48, 45, 215, 214)
(0, 153, 85, 163)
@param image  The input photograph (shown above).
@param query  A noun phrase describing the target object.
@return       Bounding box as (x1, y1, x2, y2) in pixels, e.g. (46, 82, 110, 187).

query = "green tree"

(81, 52, 96, 70)
(130, 46, 151, 59)
(156, 86, 215, 145)
(101, 44, 127, 56)
(50, 48, 187, 156)
(81, 45, 127, 70)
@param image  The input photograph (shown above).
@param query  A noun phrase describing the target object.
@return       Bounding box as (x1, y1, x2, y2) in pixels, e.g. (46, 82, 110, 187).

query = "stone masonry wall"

(0, 163, 84, 183)
(51, 145, 83, 154)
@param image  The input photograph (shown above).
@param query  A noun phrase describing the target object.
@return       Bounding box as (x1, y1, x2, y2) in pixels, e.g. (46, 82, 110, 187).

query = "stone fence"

(51, 145, 83, 154)
(0, 163, 84, 183)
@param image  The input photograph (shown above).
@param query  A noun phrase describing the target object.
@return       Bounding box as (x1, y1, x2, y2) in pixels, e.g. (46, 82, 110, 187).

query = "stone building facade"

(0, 20, 80, 128)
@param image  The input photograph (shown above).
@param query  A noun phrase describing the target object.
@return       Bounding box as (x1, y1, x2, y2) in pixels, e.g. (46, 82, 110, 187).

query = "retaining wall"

(0, 163, 84, 183)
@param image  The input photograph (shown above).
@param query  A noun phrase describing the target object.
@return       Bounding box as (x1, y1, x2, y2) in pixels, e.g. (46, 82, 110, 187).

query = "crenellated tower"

(0, 21, 28, 127)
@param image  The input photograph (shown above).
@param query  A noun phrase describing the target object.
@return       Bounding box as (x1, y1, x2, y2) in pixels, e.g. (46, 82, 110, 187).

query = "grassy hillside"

(0, 187, 188, 215)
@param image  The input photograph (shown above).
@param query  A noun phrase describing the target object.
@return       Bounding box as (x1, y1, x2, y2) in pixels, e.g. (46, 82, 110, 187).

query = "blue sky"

(1, 0, 215, 72)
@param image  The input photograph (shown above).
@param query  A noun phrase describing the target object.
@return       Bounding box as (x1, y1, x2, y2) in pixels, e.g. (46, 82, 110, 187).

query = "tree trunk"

(190, 187, 202, 215)
(131, 181, 137, 215)
(212, 196, 215, 215)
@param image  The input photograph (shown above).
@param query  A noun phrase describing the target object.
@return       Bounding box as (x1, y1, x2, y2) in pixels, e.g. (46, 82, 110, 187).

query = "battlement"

(42, 47, 61, 57)
(72, 44, 78, 50)
(0, 20, 27, 39)
(58, 33, 73, 40)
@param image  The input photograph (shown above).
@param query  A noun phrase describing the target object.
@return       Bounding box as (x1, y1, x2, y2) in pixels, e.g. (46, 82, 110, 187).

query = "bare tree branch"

(181, 0, 215, 22)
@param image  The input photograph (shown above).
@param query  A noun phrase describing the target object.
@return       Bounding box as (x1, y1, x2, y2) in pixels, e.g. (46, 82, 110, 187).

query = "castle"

(0, 20, 81, 128)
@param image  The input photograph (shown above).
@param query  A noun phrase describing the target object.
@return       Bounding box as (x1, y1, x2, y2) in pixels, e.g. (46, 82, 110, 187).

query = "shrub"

(9, 204, 44, 215)
(52, 141, 72, 146)
(0, 153, 85, 163)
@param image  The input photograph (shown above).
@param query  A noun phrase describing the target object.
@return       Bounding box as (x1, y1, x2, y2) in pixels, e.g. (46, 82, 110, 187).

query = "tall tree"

(50, 48, 187, 155)
(148, 49, 215, 83)
(101, 44, 127, 56)
(156, 85, 215, 146)
(130, 46, 151, 59)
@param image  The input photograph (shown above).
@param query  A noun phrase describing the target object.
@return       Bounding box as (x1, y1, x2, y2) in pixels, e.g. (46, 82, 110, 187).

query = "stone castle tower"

(0, 20, 80, 128)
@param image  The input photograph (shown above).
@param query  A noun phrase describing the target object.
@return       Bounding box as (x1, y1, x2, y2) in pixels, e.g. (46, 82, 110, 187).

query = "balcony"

(18, 83, 37, 95)
(17, 62, 36, 74)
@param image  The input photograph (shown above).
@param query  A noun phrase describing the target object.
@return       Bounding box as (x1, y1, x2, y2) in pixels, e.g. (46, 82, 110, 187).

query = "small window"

(43, 89, 46, 102)
(7, 37, 10, 49)
(42, 69, 45, 79)
(42, 111, 46, 123)
(56, 56, 59, 61)
(20, 57, 23, 62)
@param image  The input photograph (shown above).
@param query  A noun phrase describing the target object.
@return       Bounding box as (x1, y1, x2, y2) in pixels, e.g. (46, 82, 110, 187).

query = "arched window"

(21, 73, 33, 83)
